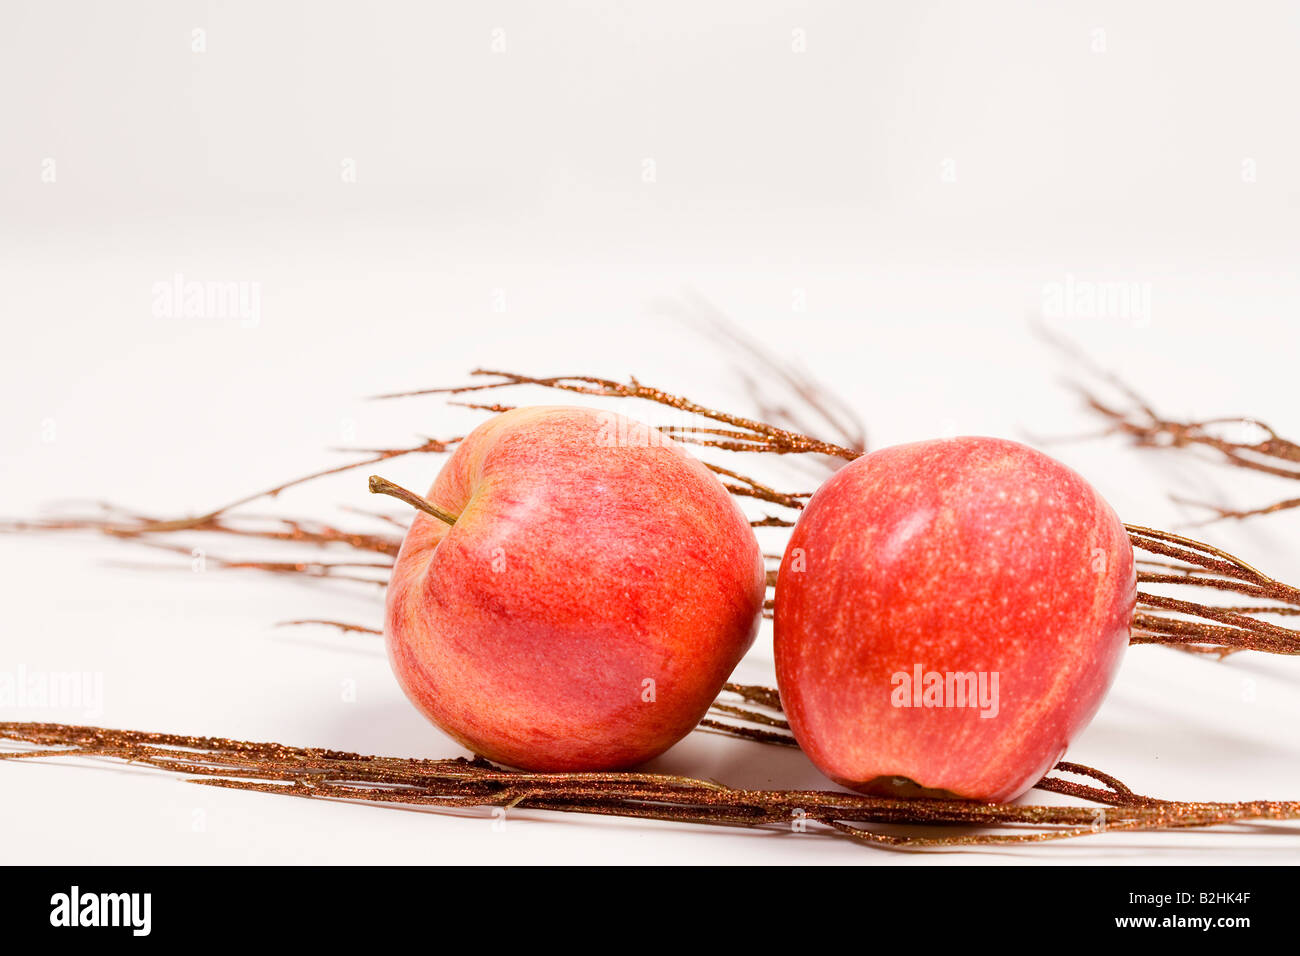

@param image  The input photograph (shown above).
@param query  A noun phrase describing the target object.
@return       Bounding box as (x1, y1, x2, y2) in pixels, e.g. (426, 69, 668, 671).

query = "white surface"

(2, 2, 1299, 864)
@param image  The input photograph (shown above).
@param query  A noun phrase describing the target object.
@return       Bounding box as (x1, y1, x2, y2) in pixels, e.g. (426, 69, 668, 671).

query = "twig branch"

(5, 722, 1296, 850)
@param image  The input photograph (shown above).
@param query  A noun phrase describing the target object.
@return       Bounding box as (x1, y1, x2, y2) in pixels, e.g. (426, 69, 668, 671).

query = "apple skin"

(774, 437, 1135, 802)
(384, 405, 766, 771)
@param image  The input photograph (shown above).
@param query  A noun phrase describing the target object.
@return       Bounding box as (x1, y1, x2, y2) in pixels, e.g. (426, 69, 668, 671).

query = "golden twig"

(4, 722, 1296, 851)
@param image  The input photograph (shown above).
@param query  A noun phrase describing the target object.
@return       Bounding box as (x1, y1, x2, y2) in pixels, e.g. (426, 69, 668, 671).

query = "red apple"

(774, 437, 1135, 802)
(380, 405, 766, 770)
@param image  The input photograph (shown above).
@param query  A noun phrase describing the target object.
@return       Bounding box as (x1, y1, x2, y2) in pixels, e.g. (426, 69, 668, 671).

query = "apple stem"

(368, 475, 459, 526)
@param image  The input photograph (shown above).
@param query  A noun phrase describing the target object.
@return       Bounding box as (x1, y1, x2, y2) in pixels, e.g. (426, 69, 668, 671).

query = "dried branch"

(1042, 325, 1300, 523)
(374, 370, 861, 462)
(0, 436, 455, 552)
(4, 722, 1296, 850)
(655, 293, 868, 461)
(279, 619, 383, 636)
(1125, 524, 1300, 655)
(706, 464, 813, 510)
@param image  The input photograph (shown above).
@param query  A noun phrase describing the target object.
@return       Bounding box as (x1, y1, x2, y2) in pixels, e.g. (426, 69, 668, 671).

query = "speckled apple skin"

(385, 405, 766, 771)
(774, 437, 1135, 802)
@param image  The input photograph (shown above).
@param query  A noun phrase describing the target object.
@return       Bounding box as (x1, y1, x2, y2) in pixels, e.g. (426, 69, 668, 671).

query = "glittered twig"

(4, 722, 1295, 850)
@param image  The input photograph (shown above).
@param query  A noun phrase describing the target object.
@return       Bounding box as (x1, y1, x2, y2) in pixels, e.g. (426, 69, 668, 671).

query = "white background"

(3, 2, 1299, 864)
